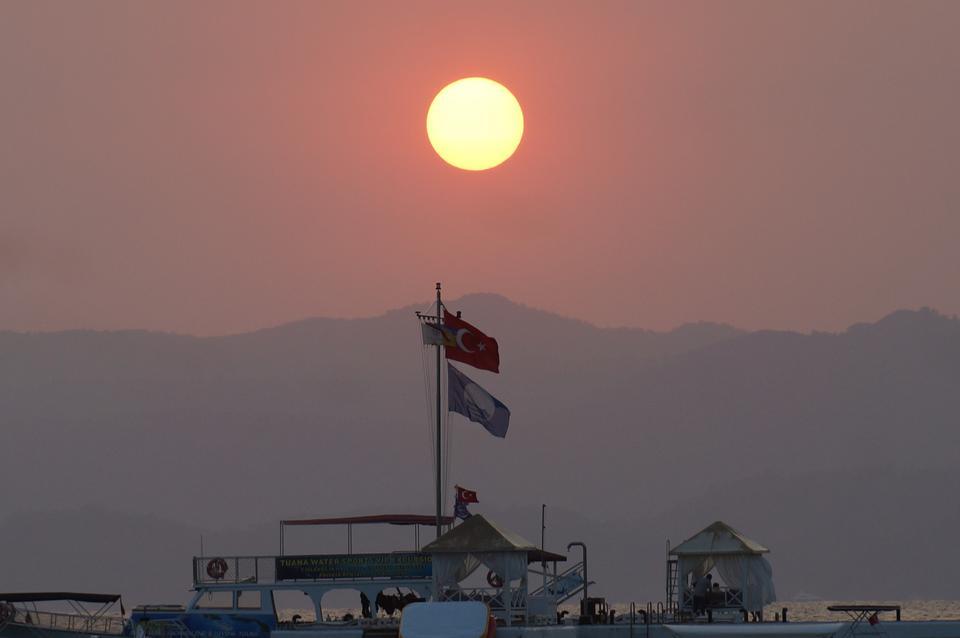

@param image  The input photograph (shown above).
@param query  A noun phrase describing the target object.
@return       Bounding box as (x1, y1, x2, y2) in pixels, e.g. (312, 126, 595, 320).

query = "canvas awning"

(282, 514, 456, 526)
(0, 593, 121, 604)
(527, 549, 567, 564)
(422, 515, 537, 554)
(423, 515, 565, 590)
(670, 521, 769, 556)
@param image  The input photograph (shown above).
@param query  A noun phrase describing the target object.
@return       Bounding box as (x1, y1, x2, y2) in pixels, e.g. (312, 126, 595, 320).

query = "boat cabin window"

(237, 591, 262, 610)
(196, 591, 234, 609)
(272, 590, 315, 623)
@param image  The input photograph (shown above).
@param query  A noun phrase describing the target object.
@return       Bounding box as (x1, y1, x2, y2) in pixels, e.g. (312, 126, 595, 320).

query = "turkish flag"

(443, 310, 500, 373)
(456, 485, 479, 504)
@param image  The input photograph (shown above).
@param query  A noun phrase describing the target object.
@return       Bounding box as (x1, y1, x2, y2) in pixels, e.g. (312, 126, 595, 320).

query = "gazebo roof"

(669, 521, 769, 556)
(422, 514, 539, 554)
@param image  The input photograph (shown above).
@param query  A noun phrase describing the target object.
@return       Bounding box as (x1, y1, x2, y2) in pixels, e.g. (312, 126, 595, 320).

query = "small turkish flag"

(443, 311, 500, 373)
(456, 485, 479, 504)
(868, 613, 880, 626)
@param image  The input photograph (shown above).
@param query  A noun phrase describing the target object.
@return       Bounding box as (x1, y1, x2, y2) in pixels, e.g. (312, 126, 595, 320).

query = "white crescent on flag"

(455, 328, 474, 353)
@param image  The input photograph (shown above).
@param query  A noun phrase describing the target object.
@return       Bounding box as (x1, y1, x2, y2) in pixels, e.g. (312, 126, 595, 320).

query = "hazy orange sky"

(2, 1, 958, 334)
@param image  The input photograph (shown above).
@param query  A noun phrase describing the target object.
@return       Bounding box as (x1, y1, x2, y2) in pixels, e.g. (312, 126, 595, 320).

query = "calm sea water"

(761, 601, 960, 622)
(600, 601, 960, 623)
(295, 601, 960, 623)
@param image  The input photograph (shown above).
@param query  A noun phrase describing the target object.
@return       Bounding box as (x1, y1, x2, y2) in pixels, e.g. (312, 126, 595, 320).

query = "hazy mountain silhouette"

(1, 296, 957, 604)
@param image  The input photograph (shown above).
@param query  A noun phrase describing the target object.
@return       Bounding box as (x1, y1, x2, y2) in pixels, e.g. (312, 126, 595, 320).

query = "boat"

(126, 514, 960, 638)
(0, 593, 128, 638)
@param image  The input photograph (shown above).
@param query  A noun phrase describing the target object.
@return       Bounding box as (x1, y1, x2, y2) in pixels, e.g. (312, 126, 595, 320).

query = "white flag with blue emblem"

(447, 363, 510, 438)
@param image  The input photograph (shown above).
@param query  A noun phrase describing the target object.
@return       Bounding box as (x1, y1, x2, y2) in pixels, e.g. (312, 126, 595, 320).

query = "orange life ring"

(486, 570, 504, 588)
(206, 557, 229, 580)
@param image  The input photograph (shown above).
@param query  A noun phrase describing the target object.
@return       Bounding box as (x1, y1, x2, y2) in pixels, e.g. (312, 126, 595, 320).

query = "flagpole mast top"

(435, 282, 443, 539)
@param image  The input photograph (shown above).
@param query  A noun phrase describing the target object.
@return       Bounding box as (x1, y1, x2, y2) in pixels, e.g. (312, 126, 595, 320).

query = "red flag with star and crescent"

(443, 310, 500, 373)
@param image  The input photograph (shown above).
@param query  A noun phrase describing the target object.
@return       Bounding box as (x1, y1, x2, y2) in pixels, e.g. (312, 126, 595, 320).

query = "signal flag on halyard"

(454, 485, 478, 520)
(420, 311, 500, 373)
(447, 363, 510, 438)
(443, 310, 500, 373)
(456, 485, 479, 504)
(454, 501, 471, 520)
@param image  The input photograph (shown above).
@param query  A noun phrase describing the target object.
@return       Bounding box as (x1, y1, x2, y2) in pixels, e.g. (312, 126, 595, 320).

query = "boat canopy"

(0, 592, 121, 604)
(282, 514, 456, 527)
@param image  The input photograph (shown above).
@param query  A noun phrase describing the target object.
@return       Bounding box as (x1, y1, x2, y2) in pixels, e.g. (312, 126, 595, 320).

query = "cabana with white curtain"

(670, 521, 777, 616)
(421, 515, 565, 626)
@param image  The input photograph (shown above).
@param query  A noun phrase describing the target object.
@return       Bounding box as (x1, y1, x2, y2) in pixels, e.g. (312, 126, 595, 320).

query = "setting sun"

(426, 77, 524, 171)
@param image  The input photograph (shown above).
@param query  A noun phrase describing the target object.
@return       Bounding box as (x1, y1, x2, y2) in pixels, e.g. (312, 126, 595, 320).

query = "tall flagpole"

(435, 282, 443, 538)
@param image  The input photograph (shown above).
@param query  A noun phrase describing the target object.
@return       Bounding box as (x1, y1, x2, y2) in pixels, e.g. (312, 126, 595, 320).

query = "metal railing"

(681, 587, 743, 611)
(438, 586, 525, 611)
(528, 560, 586, 604)
(10, 609, 127, 635)
(193, 556, 275, 585)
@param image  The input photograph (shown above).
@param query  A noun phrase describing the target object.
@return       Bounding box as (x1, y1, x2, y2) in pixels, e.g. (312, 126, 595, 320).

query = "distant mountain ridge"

(0, 296, 957, 603)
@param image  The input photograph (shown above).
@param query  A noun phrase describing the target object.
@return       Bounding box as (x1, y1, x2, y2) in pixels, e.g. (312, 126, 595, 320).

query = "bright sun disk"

(426, 77, 524, 171)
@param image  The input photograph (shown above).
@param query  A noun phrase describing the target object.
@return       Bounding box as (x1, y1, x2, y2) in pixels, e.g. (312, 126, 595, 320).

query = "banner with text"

(275, 552, 432, 580)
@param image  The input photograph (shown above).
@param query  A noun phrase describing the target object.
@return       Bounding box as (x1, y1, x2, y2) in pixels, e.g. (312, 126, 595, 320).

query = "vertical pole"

(435, 282, 443, 539)
(541, 504, 547, 594)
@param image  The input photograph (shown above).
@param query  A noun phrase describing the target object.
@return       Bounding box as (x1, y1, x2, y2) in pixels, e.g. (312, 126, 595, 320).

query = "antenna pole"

(541, 504, 547, 593)
(435, 282, 443, 538)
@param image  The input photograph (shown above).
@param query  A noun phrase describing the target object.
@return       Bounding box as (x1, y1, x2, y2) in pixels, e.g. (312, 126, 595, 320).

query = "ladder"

(665, 559, 678, 611)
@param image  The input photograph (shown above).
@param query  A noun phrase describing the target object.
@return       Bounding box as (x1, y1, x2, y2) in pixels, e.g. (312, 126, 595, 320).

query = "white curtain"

(678, 554, 775, 611)
(679, 556, 715, 584)
(714, 555, 776, 611)
(474, 552, 527, 585)
(433, 552, 482, 587)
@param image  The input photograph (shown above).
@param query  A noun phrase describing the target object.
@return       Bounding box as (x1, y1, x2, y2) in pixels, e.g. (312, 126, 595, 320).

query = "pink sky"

(2, 1, 958, 334)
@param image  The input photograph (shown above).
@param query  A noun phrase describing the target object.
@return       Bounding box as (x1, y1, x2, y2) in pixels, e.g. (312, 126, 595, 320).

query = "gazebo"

(421, 515, 565, 626)
(669, 521, 776, 616)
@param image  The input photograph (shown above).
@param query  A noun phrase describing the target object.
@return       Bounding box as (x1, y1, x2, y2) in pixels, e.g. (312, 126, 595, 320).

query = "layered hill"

(1, 295, 957, 602)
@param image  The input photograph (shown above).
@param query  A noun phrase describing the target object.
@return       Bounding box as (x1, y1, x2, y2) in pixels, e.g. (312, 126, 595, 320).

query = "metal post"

(435, 282, 443, 539)
(567, 542, 588, 611)
(541, 504, 547, 594)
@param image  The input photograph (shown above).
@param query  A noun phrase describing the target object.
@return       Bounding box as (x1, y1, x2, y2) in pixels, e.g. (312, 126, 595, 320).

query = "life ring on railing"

(486, 570, 504, 588)
(0, 603, 14, 623)
(206, 557, 229, 580)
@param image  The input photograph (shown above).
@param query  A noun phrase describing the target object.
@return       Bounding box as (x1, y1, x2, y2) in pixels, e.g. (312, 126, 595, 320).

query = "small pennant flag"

(454, 500, 472, 520)
(456, 485, 479, 504)
(454, 485, 478, 520)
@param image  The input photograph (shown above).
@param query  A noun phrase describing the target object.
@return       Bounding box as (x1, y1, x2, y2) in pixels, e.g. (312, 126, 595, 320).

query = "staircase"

(529, 561, 593, 604)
